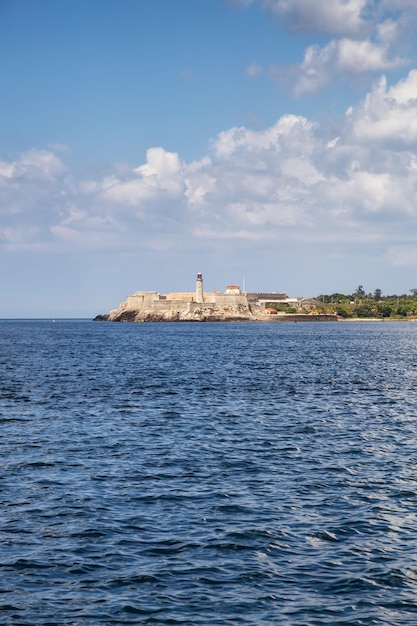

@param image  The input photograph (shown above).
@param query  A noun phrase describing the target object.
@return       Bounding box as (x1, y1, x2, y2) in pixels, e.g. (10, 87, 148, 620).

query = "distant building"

(246, 292, 287, 303)
(226, 285, 241, 295)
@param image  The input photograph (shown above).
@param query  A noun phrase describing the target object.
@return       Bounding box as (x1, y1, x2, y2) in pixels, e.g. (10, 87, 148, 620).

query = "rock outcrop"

(100, 302, 253, 322)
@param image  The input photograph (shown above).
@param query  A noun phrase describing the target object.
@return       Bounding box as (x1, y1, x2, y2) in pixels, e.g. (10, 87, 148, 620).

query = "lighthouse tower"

(196, 272, 204, 304)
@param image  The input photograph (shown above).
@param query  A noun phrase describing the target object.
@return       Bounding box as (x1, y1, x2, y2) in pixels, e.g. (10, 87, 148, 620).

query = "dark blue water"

(2, 320, 417, 625)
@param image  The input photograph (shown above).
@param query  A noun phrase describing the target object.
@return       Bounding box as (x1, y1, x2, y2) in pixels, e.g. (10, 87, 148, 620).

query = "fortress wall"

(214, 294, 249, 307)
(117, 290, 250, 317)
(152, 300, 192, 313)
(125, 291, 159, 311)
(166, 292, 195, 301)
(150, 299, 249, 315)
(166, 292, 217, 303)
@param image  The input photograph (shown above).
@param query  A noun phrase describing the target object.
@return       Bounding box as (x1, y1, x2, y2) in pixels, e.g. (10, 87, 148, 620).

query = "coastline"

(94, 313, 339, 323)
(94, 312, 417, 323)
(93, 275, 417, 324)
(338, 317, 417, 322)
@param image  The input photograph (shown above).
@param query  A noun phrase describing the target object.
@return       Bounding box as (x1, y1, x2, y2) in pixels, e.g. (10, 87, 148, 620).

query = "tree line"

(314, 286, 417, 319)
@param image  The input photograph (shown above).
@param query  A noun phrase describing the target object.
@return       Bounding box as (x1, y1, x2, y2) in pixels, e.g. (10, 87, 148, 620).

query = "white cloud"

(135, 147, 181, 178)
(0, 149, 66, 183)
(239, 0, 417, 94)
(2, 72, 417, 268)
(184, 158, 217, 206)
(224, 0, 417, 99)
(97, 148, 185, 208)
(347, 70, 417, 145)
(262, 0, 368, 37)
(0, 160, 15, 179)
(213, 114, 316, 158)
(294, 38, 406, 95)
(323, 170, 413, 218)
(376, 19, 398, 45)
(337, 39, 404, 73)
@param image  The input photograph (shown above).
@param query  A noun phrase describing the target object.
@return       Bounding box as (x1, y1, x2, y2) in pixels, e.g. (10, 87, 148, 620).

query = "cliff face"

(106, 302, 253, 322)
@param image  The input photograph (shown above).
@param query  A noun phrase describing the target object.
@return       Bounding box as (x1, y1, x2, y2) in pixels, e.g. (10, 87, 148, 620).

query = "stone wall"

(214, 293, 249, 308)
(124, 291, 159, 311)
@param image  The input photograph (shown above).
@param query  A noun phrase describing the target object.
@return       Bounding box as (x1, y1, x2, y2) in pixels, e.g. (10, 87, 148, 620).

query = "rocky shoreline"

(93, 310, 339, 323)
(94, 304, 255, 323)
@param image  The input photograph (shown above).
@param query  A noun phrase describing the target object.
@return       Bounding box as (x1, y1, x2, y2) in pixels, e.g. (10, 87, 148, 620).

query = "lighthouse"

(196, 272, 204, 304)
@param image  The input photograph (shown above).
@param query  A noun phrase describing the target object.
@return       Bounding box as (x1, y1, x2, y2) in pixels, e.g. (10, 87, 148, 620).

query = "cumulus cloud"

(237, 0, 417, 93)
(294, 37, 406, 95)
(95, 148, 185, 214)
(2, 71, 417, 266)
(212, 114, 316, 158)
(263, 0, 368, 37)
(347, 69, 417, 145)
(0, 149, 66, 183)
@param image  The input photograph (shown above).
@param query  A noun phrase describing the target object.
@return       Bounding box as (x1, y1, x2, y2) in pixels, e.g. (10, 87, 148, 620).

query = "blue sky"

(2, 0, 417, 316)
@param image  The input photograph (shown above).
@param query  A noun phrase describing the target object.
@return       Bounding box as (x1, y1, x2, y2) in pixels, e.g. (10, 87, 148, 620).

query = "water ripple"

(2, 320, 417, 624)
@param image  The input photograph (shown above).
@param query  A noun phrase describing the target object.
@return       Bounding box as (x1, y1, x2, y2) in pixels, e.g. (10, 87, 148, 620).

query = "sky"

(2, 0, 417, 316)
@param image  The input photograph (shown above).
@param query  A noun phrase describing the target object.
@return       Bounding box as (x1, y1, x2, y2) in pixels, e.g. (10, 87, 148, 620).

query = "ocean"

(2, 319, 417, 625)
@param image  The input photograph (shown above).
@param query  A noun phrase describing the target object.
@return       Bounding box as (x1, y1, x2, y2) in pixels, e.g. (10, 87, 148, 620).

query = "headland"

(94, 274, 338, 322)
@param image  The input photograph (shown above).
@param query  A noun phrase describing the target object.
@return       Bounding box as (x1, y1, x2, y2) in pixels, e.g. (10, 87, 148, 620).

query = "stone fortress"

(95, 273, 338, 322)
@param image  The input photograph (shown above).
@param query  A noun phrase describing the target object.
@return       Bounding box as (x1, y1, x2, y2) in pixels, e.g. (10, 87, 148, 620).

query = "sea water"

(1, 319, 417, 625)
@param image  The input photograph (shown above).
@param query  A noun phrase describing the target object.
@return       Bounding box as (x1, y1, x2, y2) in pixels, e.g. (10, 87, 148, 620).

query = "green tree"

(353, 304, 373, 317)
(335, 306, 352, 318)
(330, 293, 351, 303)
(376, 303, 391, 317)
